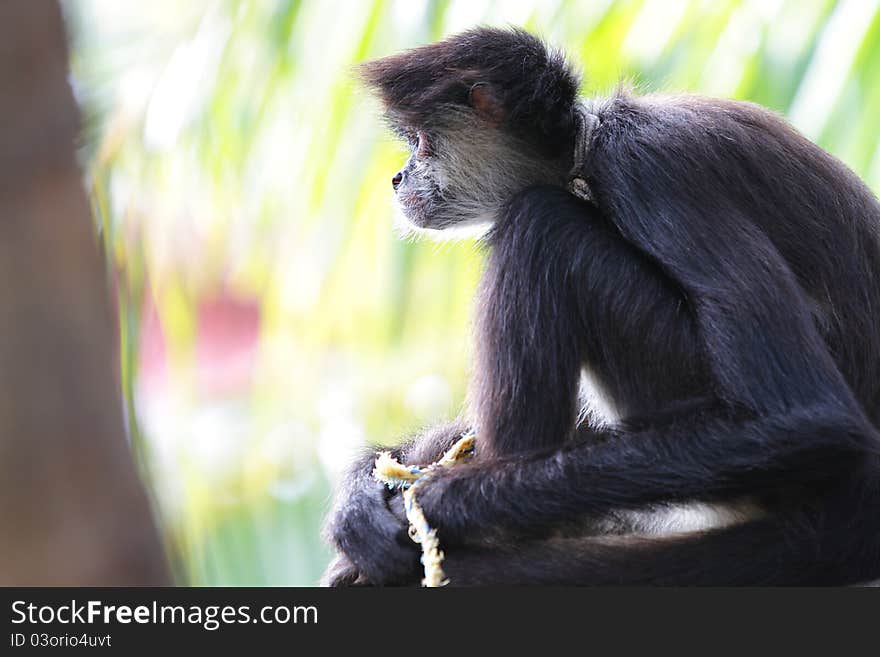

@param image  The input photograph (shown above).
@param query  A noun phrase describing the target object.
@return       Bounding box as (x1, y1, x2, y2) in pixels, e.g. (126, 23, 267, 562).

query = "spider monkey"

(322, 27, 880, 586)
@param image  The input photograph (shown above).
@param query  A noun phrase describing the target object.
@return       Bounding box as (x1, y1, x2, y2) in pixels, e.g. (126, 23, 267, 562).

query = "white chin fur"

(393, 205, 492, 242)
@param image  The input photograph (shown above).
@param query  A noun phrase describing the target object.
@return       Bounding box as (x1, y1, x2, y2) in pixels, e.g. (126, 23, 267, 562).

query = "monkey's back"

(594, 92, 880, 423)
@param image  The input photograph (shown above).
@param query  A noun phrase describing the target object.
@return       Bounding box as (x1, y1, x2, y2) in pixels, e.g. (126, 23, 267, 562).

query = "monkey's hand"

(324, 451, 422, 586)
(415, 454, 559, 548)
(320, 553, 373, 587)
(409, 464, 484, 547)
(323, 421, 473, 585)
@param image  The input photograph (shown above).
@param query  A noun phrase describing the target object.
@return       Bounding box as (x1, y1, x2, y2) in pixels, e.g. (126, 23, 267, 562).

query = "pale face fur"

(390, 112, 571, 236)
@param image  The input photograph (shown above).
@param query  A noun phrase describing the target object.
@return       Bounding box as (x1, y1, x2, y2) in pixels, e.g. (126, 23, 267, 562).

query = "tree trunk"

(0, 0, 168, 585)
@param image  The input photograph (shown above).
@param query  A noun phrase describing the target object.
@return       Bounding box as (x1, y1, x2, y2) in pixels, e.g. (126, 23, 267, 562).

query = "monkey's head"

(360, 27, 580, 232)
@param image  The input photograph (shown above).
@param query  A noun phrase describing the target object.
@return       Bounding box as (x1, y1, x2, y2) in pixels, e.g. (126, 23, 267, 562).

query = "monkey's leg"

(441, 488, 880, 585)
(415, 404, 876, 546)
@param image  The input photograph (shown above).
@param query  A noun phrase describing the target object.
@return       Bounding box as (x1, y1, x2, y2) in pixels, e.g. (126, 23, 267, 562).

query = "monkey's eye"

(416, 131, 432, 158)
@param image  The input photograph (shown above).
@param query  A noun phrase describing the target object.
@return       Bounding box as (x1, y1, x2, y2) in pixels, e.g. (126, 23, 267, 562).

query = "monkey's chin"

(392, 205, 491, 242)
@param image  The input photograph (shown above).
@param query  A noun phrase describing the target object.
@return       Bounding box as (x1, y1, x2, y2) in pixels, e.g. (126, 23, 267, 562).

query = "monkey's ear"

(469, 83, 505, 126)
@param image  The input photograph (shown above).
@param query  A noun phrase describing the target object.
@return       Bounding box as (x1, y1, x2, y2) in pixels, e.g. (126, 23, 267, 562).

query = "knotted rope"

(372, 430, 476, 587)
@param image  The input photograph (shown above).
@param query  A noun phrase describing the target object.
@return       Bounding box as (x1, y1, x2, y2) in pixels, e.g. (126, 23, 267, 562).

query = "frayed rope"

(372, 429, 476, 587)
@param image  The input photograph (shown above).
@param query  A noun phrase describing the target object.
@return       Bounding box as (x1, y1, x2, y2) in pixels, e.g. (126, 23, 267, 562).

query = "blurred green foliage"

(64, 0, 880, 585)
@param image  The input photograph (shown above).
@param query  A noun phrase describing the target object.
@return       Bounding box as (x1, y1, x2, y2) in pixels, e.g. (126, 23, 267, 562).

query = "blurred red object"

(139, 289, 261, 398)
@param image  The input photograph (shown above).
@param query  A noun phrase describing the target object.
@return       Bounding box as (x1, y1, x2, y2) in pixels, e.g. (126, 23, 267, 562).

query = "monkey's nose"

(392, 171, 403, 190)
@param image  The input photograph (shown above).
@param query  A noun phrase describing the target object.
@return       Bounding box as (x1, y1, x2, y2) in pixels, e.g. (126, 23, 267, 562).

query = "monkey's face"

(390, 115, 569, 234)
(361, 28, 582, 234)
(390, 128, 447, 230)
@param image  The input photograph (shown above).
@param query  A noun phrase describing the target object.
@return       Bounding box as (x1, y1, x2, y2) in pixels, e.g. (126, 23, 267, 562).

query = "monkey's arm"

(414, 405, 872, 545)
(472, 186, 706, 456)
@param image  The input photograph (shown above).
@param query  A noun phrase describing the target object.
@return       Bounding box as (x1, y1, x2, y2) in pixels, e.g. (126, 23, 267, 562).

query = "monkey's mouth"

(395, 190, 437, 228)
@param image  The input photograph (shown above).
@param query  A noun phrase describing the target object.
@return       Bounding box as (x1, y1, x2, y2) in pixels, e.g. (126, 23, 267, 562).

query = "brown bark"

(0, 1, 168, 585)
